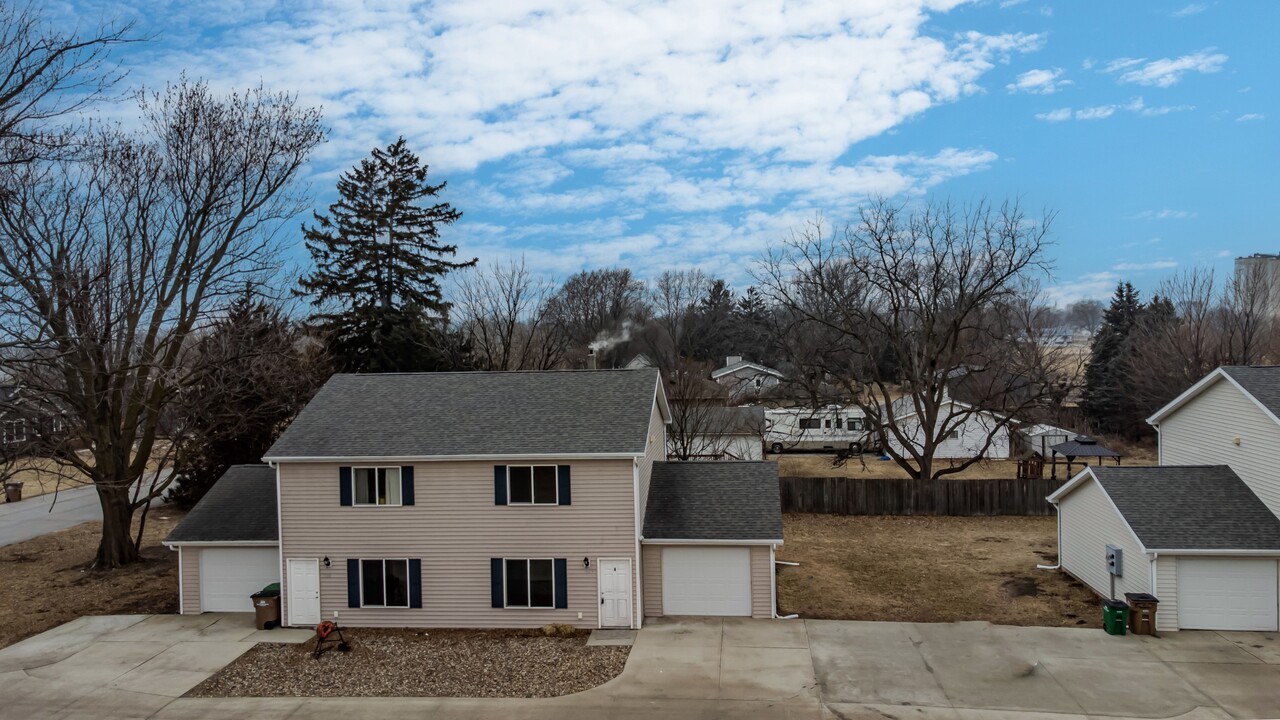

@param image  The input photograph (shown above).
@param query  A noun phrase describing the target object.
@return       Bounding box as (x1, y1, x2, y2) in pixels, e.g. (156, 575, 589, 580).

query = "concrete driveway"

(2, 615, 1278, 720)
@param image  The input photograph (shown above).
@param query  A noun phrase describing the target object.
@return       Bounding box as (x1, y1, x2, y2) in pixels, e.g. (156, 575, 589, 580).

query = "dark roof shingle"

(165, 465, 278, 543)
(1090, 465, 1280, 551)
(265, 370, 660, 459)
(1221, 366, 1280, 419)
(643, 461, 782, 541)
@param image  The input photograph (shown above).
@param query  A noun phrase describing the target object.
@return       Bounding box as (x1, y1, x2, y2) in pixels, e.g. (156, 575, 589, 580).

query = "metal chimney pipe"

(586, 350, 597, 370)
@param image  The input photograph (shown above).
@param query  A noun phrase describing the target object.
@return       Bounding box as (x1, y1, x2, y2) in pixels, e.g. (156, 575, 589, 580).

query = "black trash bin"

(251, 585, 282, 630)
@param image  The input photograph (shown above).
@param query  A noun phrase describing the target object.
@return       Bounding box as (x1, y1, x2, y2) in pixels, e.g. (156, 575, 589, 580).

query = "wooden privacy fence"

(778, 476, 1067, 516)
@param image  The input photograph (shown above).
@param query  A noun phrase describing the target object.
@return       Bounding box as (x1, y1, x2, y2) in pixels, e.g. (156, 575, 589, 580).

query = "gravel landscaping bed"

(187, 627, 630, 698)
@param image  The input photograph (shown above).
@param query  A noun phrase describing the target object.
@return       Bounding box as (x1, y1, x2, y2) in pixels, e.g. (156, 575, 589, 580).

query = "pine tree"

(299, 137, 476, 372)
(1081, 282, 1144, 435)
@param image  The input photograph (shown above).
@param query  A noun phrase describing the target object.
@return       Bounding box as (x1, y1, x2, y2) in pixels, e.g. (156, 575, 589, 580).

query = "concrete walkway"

(0, 470, 172, 548)
(1, 615, 1278, 719)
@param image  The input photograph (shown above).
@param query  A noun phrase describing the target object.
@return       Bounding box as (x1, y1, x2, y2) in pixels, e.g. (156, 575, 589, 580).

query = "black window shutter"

(493, 466, 508, 505)
(557, 465, 571, 506)
(346, 559, 360, 608)
(408, 559, 422, 609)
(553, 558, 568, 609)
(401, 466, 415, 506)
(490, 558, 504, 608)
(339, 466, 353, 506)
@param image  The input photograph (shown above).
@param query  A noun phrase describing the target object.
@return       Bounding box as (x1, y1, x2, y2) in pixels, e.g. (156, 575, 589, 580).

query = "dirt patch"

(776, 514, 1101, 628)
(0, 510, 184, 649)
(187, 627, 629, 698)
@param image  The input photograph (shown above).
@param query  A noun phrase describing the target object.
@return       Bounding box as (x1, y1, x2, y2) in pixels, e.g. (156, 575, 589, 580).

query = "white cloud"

(1007, 67, 1069, 94)
(1112, 260, 1178, 271)
(1036, 97, 1191, 122)
(1104, 49, 1228, 88)
(1237, 113, 1266, 122)
(1046, 272, 1120, 306)
(1171, 3, 1206, 17)
(1132, 209, 1196, 220)
(1035, 107, 1072, 122)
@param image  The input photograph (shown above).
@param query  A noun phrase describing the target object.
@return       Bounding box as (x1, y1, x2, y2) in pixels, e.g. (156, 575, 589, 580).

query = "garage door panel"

(662, 546, 751, 617)
(200, 547, 281, 613)
(1177, 557, 1278, 632)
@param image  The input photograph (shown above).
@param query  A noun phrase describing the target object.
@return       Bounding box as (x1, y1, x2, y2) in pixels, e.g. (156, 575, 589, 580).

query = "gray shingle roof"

(264, 369, 661, 459)
(711, 360, 783, 379)
(643, 461, 783, 541)
(1050, 437, 1121, 459)
(1090, 465, 1280, 551)
(165, 465, 278, 543)
(1221, 366, 1280, 419)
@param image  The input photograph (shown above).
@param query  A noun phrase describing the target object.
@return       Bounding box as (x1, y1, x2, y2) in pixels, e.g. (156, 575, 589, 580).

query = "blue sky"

(73, 0, 1277, 304)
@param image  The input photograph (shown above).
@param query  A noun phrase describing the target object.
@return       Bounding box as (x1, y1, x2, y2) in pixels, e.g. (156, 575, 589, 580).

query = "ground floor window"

(360, 558, 410, 607)
(505, 558, 555, 608)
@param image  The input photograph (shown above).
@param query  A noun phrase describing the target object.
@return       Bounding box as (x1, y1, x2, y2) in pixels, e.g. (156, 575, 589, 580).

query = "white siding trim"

(1149, 367, 1280, 429)
(176, 546, 184, 615)
(1148, 549, 1280, 556)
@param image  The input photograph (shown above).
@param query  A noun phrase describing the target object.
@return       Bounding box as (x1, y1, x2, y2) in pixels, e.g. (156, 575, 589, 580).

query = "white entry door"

(199, 547, 280, 612)
(287, 558, 321, 627)
(662, 546, 752, 616)
(599, 559, 632, 628)
(1177, 557, 1278, 631)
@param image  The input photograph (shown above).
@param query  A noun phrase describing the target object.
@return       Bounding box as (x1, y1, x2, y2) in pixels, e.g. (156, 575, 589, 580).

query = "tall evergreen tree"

(1081, 282, 1145, 436)
(299, 137, 476, 372)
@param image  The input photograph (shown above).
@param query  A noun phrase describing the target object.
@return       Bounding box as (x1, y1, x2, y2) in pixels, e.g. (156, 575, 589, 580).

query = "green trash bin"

(1103, 599, 1129, 636)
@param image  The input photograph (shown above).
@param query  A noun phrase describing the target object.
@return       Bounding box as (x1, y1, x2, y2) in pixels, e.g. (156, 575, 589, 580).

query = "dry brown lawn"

(776, 514, 1102, 628)
(0, 510, 184, 649)
(3, 442, 174, 501)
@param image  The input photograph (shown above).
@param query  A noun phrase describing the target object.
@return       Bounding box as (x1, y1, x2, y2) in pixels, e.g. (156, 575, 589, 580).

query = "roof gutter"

(162, 540, 280, 548)
(1142, 548, 1280, 556)
(641, 537, 783, 546)
(264, 452, 644, 463)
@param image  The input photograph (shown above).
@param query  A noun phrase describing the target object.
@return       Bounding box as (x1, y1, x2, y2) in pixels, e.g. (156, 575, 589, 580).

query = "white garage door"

(662, 546, 752, 616)
(200, 547, 281, 613)
(1177, 557, 1278, 631)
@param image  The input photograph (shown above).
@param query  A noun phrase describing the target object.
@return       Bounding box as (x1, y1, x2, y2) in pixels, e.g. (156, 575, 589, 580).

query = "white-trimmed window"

(354, 467, 401, 506)
(504, 558, 555, 608)
(359, 558, 410, 607)
(3, 419, 27, 444)
(507, 465, 557, 505)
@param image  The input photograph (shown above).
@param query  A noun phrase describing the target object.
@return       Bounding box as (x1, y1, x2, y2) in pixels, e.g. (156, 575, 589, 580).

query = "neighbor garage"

(1049, 465, 1280, 632)
(164, 465, 280, 615)
(641, 462, 782, 619)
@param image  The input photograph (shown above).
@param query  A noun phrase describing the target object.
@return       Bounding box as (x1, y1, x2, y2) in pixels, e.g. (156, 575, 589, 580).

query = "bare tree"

(755, 199, 1059, 480)
(1225, 260, 1276, 365)
(452, 256, 569, 370)
(0, 80, 324, 568)
(647, 269, 708, 363)
(547, 267, 648, 364)
(662, 358, 764, 461)
(0, 2, 135, 165)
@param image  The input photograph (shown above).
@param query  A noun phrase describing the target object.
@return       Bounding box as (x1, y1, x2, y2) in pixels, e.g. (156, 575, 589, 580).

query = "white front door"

(199, 547, 280, 612)
(287, 558, 321, 627)
(662, 546, 752, 616)
(1177, 557, 1279, 631)
(598, 559, 632, 628)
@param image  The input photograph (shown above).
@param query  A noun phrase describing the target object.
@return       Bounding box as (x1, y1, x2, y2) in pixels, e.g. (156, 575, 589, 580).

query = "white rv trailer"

(764, 405, 872, 454)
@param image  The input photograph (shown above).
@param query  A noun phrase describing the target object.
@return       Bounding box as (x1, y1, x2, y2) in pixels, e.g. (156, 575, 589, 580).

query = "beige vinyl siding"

(642, 545, 663, 617)
(639, 543, 773, 619)
(638, 399, 667, 523)
(1155, 554, 1179, 632)
(750, 545, 772, 619)
(179, 547, 201, 615)
(1159, 378, 1280, 517)
(278, 459, 637, 629)
(1057, 477, 1150, 599)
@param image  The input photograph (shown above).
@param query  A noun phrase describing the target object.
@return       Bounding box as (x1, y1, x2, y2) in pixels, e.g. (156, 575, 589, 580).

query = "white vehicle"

(764, 406, 873, 454)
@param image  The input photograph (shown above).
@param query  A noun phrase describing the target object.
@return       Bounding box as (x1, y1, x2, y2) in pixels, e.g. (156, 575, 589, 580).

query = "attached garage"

(164, 465, 280, 614)
(1049, 465, 1280, 632)
(1176, 558, 1279, 631)
(199, 547, 281, 612)
(642, 462, 783, 619)
(661, 546, 751, 616)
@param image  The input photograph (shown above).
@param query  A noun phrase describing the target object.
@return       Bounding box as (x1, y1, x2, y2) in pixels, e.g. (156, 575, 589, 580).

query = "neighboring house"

(711, 356, 784, 398)
(883, 394, 1012, 460)
(669, 405, 765, 460)
(1050, 365, 1280, 632)
(623, 353, 655, 370)
(1017, 423, 1075, 458)
(163, 369, 784, 629)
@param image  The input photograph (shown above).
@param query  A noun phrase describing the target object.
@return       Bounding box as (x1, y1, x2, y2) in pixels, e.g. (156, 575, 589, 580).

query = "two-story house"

(1048, 366, 1280, 632)
(163, 369, 783, 628)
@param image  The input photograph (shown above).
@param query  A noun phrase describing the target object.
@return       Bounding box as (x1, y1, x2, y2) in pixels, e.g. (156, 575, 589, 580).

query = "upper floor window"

(354, 467, 401, 506)
(508, 465, 557, 505)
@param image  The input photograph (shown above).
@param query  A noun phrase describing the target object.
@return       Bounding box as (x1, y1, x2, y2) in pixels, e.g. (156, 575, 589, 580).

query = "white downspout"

(1037, 500, 1062, 570)
(772, 546, 799, 619)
